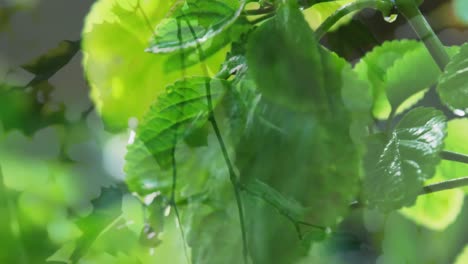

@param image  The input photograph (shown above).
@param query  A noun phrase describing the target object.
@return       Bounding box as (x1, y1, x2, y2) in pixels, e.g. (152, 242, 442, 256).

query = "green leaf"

(437, 43, 468, 114)
(82, 0, 227, 131)
(386, 45, 460, 113)
(354, 40, 420, 119)
(124, 77, 229, 195)
(363, 107, 447, 211)
(187, 205, 243, 264)
(455, 245, 468, 264)
(243, 178, 307, 220)
(437, 118, 468, 193)
(242, 4, 361, 262)
(399, 174, 464, 230)
(354, 41, 459, 119)
(454, 0, 468, 23)
(147, 0, 246, 54)
(21, 40, 80, 76)
(303, 0, 355, 31)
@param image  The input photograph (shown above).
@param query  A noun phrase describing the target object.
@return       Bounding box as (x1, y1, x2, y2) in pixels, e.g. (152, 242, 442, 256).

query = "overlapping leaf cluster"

(78, 0, 468, 263)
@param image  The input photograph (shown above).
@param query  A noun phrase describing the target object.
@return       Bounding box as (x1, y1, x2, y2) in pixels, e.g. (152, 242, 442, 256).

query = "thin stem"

(250, 13, 275, 25)
(395, 0, 450, 70)
(182, 15, 249, 263)
(440, 151, 468, 165)
(421, 176, 468, 195)
(351, 176, 468, 209)
(241, 183, 327, 241)
(315, 0, 393, 39)
(244, 6, 275, 15)
(171, 149, 190, 264)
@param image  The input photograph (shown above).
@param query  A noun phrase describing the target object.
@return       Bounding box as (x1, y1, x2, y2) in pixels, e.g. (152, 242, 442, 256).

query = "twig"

(170, 148, 190, 264)
(315, 0, 393, 39)
(421, 176, 468, 195)
(351, 176, 468, 209)
(440, 151, 468, 165)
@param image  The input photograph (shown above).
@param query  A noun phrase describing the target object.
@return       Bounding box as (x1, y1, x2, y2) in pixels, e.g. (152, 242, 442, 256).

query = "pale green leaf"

(363, 107, 447, 211)
(454, 245, 468, 264)
(303, 0, 355, 31)
(437, 118, 468, 193)
(386, 45, 460, 113)
(399, 174, 464, 230)
(354, 40, 420, 119)
(82, 0, 228, 130)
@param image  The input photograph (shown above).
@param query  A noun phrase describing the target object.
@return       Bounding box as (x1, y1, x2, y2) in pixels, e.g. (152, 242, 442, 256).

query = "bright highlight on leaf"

(363, 107, 447, 211)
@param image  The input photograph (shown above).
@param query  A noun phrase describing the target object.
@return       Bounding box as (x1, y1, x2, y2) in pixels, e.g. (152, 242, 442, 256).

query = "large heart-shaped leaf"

(363, 107, 447, 211)
(242, 3, 362, 262)
(124, 77, 229, 196)
(437, 43, 468, 115)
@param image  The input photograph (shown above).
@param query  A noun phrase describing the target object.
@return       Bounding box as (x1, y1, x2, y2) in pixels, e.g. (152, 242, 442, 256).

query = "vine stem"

(395, 0, 450, 71)
(441, 151, 468, 165)
(350, 175, 468, 209)
(421, 176, 468, 195)
(181, 16, 249, 264)
(171, 149, 190, 264)
(315, 0, 393, 39)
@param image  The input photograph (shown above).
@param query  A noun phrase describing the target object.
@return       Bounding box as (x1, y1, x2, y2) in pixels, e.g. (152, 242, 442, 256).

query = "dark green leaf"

(187, 206, 243, 264)
(21, 40, 80, 76)
(147, 0, 247, 54)
(241, 3, 361, 262)
(437, 43, 468, 115)
(363, 107, 447, 211)
(124, 77, 229, 195)
(0, 82, 65, 134)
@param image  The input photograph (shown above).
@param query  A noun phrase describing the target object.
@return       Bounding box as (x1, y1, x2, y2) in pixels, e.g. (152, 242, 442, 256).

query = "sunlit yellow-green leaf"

(438, 118, 468, 193)
(303, 0, 355, 31)
(455, 245, 468, 264)
(399, 174, 464, 230)
(82, 0, 228, 131)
